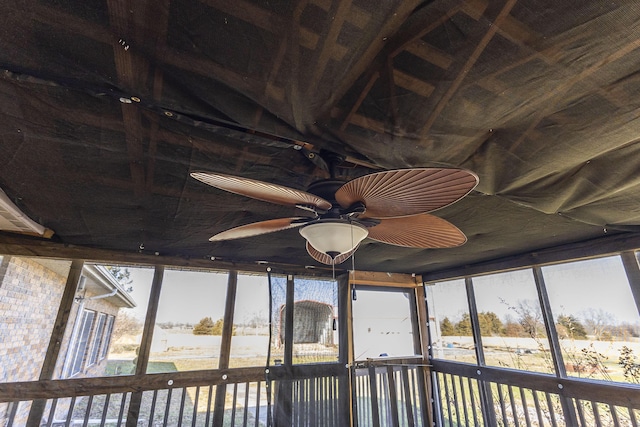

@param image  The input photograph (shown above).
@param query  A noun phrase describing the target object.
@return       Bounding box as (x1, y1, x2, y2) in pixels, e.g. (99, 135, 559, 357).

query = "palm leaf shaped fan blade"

(191, 171, 332, 211)
(209, 217, 309, 241)
(191, 167, 478, 266)
(335, 168, 478, 218)
(367, 214, 467, 248)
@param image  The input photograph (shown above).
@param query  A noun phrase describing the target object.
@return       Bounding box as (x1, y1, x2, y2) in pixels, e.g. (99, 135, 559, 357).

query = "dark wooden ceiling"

(2, 0, 640, 274)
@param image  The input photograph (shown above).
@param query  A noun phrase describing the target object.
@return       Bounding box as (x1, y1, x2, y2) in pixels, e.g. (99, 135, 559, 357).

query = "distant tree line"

(440, 305, 640, 341)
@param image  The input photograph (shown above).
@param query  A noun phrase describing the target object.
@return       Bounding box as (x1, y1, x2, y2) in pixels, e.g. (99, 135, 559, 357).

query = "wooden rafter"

(317, 0, 422, 119)
(419, 0, 520, 137)
(307, 0, 354, 94)
(506, 29, 640, 157)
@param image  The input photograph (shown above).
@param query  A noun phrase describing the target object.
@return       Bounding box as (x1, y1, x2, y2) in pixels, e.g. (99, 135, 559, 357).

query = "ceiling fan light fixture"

(299, 221, 368, 259)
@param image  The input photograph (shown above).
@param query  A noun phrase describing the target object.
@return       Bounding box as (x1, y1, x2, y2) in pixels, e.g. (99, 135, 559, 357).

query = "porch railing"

(432, 359, 640, 427)
(0, 364, 349, 427)
(351, 357, 432, 427)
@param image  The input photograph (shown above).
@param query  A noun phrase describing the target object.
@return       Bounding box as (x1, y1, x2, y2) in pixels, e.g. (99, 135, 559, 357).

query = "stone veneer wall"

(0, 256, 69, 426)
(0, 256, 68, 383)
(0, 257, 123, 425)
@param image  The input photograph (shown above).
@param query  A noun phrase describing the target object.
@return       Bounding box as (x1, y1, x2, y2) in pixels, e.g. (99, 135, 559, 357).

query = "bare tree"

(581, 308, 615, 341)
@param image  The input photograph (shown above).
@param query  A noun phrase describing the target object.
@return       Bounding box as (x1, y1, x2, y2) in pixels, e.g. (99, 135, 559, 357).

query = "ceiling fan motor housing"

(306, 179, 349, 218)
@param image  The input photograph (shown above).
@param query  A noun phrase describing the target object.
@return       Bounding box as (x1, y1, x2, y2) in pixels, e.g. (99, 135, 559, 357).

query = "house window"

(87, 313, 107, 367)
(68, 309, 96, 377)
(100, 315, 115, 360)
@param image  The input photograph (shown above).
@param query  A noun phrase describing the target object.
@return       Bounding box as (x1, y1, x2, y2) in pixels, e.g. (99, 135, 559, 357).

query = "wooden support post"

(337, 274, 352, 426)
(621, 251, 640, 318)
(533, 266, 578, 425)
(415, 284, 434, 427)
(368, 366, 381, 427)
(386, 366, 401, 427)
(126, 265, 164, 427)
(274, 274, 295, 426)
(423, 284, 445, 426)
(466, 277, 497, 426)
(27, 260, 84, 427)
(213, 271, 237, 426)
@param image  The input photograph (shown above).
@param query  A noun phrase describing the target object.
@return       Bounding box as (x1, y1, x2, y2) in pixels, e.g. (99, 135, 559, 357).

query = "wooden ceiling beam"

(27, 1, 112, 45)
(508, 32, 640, 154)
(0, 232, 338, 276)
(339, 72, 379, 131)
(393, 69, 435, 98)
(404, 41, 453, 70)
(348, 113, 386, 134)
(317, 0, 422, 119)
(419, 0, 519, 137)
(307, 0, 354, 93)
(335, 1, 462, 131)
(422, 232, 640, 282)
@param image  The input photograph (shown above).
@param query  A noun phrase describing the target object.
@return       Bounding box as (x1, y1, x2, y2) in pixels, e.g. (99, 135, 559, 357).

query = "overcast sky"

(427, 255, 640, 325)
(117, 254, 640, 328)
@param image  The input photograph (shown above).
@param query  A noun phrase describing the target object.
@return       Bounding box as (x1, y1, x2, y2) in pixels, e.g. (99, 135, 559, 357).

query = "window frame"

(87, 312, 107, 367)
(68, 309, 96, 377)
(350, 285, 421, 361)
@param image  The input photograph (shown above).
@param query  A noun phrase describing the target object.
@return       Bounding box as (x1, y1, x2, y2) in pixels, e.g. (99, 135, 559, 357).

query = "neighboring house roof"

(82, 264, 137, 309)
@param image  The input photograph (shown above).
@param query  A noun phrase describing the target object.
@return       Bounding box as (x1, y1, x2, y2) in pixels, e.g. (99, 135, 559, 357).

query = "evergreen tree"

(557, 314, 588, 339)
(193, 317, 216, 335)
(478, 311, 504, 336)
(455, 313, 473, 336)
(440, 317, 455, 336)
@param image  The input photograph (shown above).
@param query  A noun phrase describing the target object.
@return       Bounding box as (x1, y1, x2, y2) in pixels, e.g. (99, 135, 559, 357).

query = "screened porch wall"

(425, 250, 640, 426)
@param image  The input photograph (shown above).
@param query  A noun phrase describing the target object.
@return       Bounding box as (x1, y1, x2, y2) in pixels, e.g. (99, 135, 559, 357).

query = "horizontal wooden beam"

(350, 270, 420, 288)
(0, 231, 338, 277)
(422, 231, 640, 282)
(0, 363, 347, 402)
(432, 359, 640, 408)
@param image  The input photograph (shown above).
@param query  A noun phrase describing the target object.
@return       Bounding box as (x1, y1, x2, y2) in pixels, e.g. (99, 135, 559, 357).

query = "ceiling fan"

(191, 164, 478, 265)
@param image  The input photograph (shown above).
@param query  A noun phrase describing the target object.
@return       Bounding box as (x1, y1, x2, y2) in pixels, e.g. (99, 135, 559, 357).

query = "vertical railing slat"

(100, 394, 111, 427)
(310, 377, 316, 427)
(368, 366, 381, 427)
(204, 386, 213, 427)
(532, 390, 545, 426)
(255, 381, 262, 427)
(191, 387, 200, 427)
(443, 373, 453, 427)
(148, 391, 158, 427)
(230, 383, 238, 427)
(628, 407, 638, 427)
(163, 388, 172, 427)
(497, 384, 509, 427)
(46, 398, 58, 427)
(611, 404, 621, 427)
(592, 401, 602, 427)
(519, 387, 531, 427)
(402, 367, 416, 427)
(386, 366, 400, 427)
(83, 395, 94, 427)
(508, 386, 520, 427)
(177, 388, 186, 427)
(450, 373, 462, 427)
(545, 392, 558, 427)
(242, 382, 249, 426)
(117, 393, 127, 427)
(457, 375, 469, 427)
(576, 399, 587, 426)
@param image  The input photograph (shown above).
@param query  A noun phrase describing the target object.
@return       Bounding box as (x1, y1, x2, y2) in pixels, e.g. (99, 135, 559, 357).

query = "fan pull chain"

(351, 218, 357, 300)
